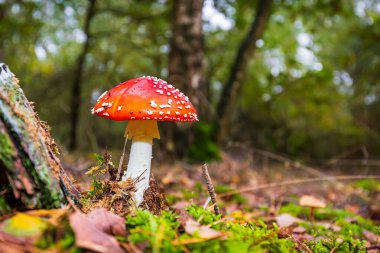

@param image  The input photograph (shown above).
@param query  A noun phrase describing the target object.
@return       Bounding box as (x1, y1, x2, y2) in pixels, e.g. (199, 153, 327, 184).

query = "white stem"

(121, 137, 152, 206)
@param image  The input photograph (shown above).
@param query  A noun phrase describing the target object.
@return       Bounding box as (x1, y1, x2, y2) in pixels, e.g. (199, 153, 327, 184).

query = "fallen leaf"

(172, 201, 191, 210)
(275, 213, 301, 227)
(184, 220, 224, 239)
(293, 226, 307, 234)
(69, 209, 125, 253)
(363, 229, 380, 243)
(1, 213, 47, 237)
(86, 208, 127, 236)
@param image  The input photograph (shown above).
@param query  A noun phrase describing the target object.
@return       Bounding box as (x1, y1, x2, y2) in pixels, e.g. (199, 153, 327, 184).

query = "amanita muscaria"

(91, 76, 198, 205)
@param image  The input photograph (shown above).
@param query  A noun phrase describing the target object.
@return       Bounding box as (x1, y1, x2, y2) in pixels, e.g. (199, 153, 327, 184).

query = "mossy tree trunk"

(0, 63, 65, 213)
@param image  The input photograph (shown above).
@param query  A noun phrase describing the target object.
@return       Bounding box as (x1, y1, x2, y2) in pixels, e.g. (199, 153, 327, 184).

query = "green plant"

(188, 123, 221, 163)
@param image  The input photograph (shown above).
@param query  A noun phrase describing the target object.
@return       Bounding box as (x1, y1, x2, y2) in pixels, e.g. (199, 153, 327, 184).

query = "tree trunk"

(166, 0, 205, 157)
(168, 0, 205, 111)
(216, 0, 273, 143)
(0, 64, 65, 213)
(68, 0, 97, 151)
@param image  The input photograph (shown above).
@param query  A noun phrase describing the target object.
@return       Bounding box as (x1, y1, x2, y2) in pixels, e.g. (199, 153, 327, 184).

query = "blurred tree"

(216, 0, 272, 143)
(68, 0, 97, 151)
(1, 0, 379, 160)
(166, 0, 205, 158)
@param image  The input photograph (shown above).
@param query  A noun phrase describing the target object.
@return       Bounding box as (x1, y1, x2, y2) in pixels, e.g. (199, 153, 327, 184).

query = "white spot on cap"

(150, 100, 158, 108)
(117, 106, 123, 111)
(95, 107, 104, 113)
(159, 104, 171, 109)
(156, 89, 164, 95)
(103, 112, 110, 116)
(97, 91, 108, 101)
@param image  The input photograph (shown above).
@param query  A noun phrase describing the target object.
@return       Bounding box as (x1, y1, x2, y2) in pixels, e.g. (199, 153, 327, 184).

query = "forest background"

(1, 0, 379, 165)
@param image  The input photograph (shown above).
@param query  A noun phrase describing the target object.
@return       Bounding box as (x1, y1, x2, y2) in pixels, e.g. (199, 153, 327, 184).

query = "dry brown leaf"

(69, 209, 125, 253)
(363, 229, 380, 243)
(86, 208, 127, 236)
(275, 213, 301, 227)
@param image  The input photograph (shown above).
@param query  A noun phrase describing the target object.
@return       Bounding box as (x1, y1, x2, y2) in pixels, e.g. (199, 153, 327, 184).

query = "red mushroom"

(91, 76, 198, 205)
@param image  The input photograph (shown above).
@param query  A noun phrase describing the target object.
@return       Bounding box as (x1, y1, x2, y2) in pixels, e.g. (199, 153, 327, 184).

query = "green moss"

(0, 196, 11, 215)
(307, 238, 366, 253)
(0, 130, 15, 169)
(186, 205, 222, 225)
(279, 202, 309, 218)
(124, 207, 299, 253)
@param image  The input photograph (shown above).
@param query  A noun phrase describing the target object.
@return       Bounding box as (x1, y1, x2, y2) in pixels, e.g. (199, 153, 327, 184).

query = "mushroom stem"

(122, 135, 153, 205)
(122, 120, 160, 206)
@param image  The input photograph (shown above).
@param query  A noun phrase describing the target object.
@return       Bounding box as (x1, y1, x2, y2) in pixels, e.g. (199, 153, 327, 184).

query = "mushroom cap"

(91, 76, 198, 122)
(299, 195, 326, 208)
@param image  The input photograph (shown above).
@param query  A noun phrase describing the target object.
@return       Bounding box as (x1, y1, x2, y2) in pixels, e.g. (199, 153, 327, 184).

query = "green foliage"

(124, 207, 299, 253)
(353, 179, 380, 192)
(83, 177, 111, 199)
(125, 210, 180, 252)
(36, 218, 81, 253)
(280, 203, 379, 250)
(308, 239, 366, 253)
(188, 123, 221, 163)
(186, 205, 222, 225)
(215, 185, 247, 204)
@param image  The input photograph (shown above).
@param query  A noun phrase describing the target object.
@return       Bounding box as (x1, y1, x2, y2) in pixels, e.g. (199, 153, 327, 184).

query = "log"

(0, 63, 66, 213)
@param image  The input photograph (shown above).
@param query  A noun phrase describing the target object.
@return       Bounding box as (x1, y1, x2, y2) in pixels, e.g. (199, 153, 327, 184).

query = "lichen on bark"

(0, 63, 64, 210)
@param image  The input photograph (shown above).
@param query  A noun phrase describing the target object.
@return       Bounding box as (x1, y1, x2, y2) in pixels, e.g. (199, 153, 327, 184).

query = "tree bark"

(68, 0, 97, 151)
(216, 0, 272, 143)
(166, 0, 205, 158)
(168, 0, 205, 111)
(0, 64, 65, 213)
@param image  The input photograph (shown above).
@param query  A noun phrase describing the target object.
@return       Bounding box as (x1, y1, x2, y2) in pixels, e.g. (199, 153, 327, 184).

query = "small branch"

(253, 148, 324, 177)
(218, 175, 380, 198)
(116, 137, 128, 181)
(201, 164, 220, 215)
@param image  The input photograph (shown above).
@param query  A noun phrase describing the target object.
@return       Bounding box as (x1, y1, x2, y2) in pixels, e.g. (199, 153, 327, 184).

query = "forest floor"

(0, 150, 379, 252)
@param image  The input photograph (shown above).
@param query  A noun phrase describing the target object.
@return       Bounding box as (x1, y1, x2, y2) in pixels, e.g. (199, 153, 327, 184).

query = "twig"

(133, 169, 148, 184)
(203, 197, 211, 209)
(287, 233, 313, 253)
(218, 175, 380, 198)
(59, 171, 82, 210)
(366, 245, 380, 251)
(253, 148, 324, 177)
(116, 137, 128, 181)
(201, 164, 220, 215)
